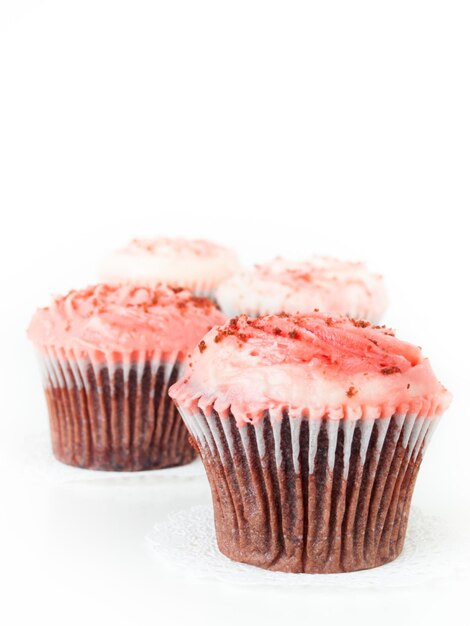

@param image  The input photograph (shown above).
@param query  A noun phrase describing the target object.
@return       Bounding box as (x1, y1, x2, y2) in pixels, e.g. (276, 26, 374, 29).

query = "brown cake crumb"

(381, 366, 401, 375)
(191, 296, 214, 310)
(273, 327, 282, 336)
(351, 319, 370, 328)
(346, 386, 358, 397)
(214, 327, 237, 343)
(198, 340, 207, 353)
(326, 317, 334, 326)
(288, 329, 300, 339)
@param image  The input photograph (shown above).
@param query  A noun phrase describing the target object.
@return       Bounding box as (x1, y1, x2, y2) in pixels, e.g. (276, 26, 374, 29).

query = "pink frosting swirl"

(28, 284, 226, 360)
(169, 312, 451, 425)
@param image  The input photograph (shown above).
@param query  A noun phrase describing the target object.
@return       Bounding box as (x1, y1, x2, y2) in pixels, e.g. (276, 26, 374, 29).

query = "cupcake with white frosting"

(216, 256, 387, 321)
(99, 237, 239, 299)
(28, 283, 225, 471)
(170, 312, 451, 573)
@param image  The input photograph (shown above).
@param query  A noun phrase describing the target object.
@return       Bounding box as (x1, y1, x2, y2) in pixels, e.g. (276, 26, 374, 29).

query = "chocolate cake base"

(181, 409, 436, 573)
(42, 358, 196, 471)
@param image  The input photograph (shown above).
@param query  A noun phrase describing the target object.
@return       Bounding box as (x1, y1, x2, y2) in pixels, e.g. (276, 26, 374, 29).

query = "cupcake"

(216, 256, 387, 321)
(169, 313, 451, 573)
(27, 284, 225, 471)
(99, 237, 239, 299)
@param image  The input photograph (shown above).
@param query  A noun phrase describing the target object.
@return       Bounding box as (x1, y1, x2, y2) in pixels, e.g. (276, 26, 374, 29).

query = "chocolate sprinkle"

(198, 340, 207, 353)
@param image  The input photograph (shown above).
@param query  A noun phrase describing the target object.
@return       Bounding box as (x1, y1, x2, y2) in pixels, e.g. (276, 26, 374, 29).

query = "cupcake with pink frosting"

(99, 237, 239, 299)
(28, 284, 225, 471)
(170, 312, 451, 573)
(216, 256, 387, 321)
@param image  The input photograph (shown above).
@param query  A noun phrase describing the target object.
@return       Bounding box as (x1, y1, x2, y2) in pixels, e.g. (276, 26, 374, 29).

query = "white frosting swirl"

(99, 238, 240, 294)
(216, 256, 387, 321)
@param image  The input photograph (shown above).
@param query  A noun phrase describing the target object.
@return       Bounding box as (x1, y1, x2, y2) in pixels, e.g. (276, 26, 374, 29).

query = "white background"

(0, 1, 469, 625)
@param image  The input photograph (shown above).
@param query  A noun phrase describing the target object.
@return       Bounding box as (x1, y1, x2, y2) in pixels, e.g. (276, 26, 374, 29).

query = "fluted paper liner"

(175, 404, 440, 573)
(190, 280, 219, 299)
(37, 347, 196, 471)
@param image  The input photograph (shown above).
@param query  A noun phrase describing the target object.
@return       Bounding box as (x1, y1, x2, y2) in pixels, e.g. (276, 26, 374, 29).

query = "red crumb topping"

(351, 319, 370, 328)
(381, 366, 401, 375)
(346, 386, 358, 397)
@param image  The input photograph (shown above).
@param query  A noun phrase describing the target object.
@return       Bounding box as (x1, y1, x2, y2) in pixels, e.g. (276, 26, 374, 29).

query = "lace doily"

(21, 432, 205, 484)
(147, 504, 467, 589)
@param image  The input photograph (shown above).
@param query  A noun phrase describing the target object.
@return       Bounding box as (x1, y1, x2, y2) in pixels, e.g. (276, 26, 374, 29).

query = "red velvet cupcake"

(28, 284, 225, 471)
(216, 256, 387, 321)
(170, 312, 451, 573)
(99, 237, 239, 299)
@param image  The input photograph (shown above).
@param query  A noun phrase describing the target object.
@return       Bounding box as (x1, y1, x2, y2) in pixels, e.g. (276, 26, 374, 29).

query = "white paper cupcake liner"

(189, 280, 218, 299)
(36, 347, 196, 471)
(175, 404, 440, 573)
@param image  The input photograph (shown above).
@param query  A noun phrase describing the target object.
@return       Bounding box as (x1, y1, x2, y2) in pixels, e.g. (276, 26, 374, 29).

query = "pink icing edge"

(28, 283, 226, 361)
(33, 345, 188, 366)
(170, 377, 450, 425)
